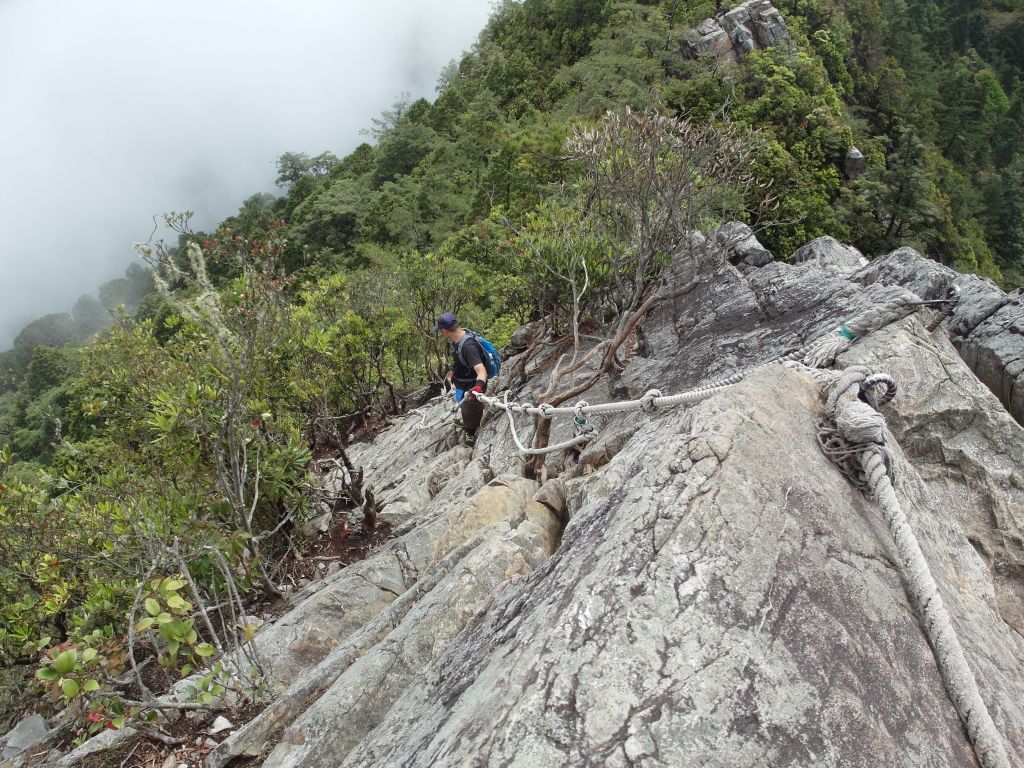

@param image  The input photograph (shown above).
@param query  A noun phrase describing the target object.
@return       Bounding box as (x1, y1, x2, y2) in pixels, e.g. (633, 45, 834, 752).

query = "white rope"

(413, 389, 458, 430)
(460, 291, 926, 456)
(818, 367, 1010, 768)
(476, 371, 747, 419)
(499, 392, 595, 456)
(802, 288, 919, 368)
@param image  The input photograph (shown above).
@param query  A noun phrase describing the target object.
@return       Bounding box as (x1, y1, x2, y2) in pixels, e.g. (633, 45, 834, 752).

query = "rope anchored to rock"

(474, 288, 936, 457)
(816, 366, 1010, 768)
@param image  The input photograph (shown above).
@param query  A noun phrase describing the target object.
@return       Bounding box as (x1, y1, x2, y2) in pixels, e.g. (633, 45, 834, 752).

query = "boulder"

(790, 236, 868, 276)
(844, 146, 866, 179)
(1, 715, 48, 762)
(715, 221, 774, 267)
(683, 0, 790, 59)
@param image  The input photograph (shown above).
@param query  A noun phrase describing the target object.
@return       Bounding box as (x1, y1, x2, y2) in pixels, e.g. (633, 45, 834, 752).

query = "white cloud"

(0, 0, 492, 345)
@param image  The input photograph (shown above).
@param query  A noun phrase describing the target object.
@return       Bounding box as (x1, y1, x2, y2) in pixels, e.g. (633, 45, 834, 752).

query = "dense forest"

(1, 0, 1021, 736)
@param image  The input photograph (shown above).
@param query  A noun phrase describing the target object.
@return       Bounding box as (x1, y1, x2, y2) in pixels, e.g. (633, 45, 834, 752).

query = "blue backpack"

(454, 331, 501, 379)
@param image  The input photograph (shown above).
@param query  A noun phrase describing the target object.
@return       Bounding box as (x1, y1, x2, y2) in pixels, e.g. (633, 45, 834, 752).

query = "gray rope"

(802, 289, 919, 368)
(498, 392, 595, 456)
(467, 291, 924, 457)
(817, 367, 1010, 768)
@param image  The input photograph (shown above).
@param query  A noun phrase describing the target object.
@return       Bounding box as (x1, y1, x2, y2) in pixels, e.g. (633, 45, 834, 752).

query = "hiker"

(434, 312, 492, 447)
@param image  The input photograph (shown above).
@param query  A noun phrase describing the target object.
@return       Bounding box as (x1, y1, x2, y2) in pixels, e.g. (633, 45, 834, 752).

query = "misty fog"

(0, 0, 492, 348)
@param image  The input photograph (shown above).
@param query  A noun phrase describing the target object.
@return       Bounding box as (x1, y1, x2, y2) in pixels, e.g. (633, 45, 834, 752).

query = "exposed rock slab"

(854, 247, 1024, 425)
(683, 0, 791, 61)
(338, 364, 1023, 766)
(839, 317, 1024, 637)
(790, 236, 868, 277)
(0, 715, 48, 762)
(263, 500, 561, 768)
(248, 475, 538, 691)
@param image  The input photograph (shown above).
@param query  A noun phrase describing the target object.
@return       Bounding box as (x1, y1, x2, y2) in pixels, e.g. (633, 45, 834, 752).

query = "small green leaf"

(166, 594, 186, 610)
(81, 648, 98, 663)
(54, 650, 77, 675)
(194, 643, 216, 658)
(144, 598, 161, 617)
(156, 612, 173, 624)
(134, 617, 157, 632)
(36, 666, 59, 682)
(180, 663, 193, 677)
(61, 678, 80, 698)
(83, 679, 100, 692)
(167, 640, 180, 659)
(111, 715, 126, 729)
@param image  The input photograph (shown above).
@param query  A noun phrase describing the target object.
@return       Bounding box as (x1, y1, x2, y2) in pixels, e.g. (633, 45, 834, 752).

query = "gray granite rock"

(716, 221, 774, 267)
(683, 0, 790, 59)
(840, 318, 1024, 637)
(844, 146, 866, 179)
(1, 715, 48, 761)
(790, 235, 868, 276)
(854, 246, 1024, 425)
(337, 364, 1024, 767)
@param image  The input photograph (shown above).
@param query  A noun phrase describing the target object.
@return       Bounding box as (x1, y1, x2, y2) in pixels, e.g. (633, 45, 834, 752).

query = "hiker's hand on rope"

(468, 380, 486, 399)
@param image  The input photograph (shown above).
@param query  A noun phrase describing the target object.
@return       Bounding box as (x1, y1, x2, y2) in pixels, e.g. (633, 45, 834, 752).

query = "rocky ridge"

(682, 0, 792, 61)
(5, 235, 1023, 767)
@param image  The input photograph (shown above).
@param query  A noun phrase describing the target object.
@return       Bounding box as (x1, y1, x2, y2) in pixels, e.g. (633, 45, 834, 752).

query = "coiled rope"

(816, 366, 1010, 768)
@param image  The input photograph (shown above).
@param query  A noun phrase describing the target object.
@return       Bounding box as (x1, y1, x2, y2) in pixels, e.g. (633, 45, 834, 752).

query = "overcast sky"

(0, 0, 493, 348)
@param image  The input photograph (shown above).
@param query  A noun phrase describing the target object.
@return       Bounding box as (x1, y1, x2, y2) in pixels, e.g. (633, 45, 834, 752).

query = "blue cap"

(433, 312, 458, 331)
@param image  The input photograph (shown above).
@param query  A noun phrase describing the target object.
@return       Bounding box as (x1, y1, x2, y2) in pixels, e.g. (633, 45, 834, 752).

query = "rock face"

(716, 221, 774, 268)
(791, 235, 868, 277)
(683, 0, 791, 62)
(0, 715, 48, 762)
(42, 238, 1024, 768)
(854, 247, 1024, 426)
(203, 240, 1022, 768)
(341, 364, 1022, 768)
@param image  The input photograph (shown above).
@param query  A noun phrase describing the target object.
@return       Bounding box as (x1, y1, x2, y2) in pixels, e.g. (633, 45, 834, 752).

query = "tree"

(371, 120, 441, 187)
(275, 151, 339, 187)
(137, 213, 304, 596)
(366, 93, 412, 141)
(871, 125, 940, 246)
(71, 295, 108, 336)
(11, 314, 77, 368)
(519, 109, 774, 471)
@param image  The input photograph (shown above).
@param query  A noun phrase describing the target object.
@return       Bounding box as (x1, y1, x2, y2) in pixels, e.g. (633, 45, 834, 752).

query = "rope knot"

(573, 400, 589, 420)
(818, 366, 896, 492)
(537, 403, 555, 420)
(640, 389, 662, 413)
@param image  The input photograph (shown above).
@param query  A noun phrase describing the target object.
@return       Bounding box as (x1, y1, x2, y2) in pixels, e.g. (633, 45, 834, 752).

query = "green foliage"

(5, 0, 1024, 729)
(11, 314, 77, 368)
(275, 151, 339, 187)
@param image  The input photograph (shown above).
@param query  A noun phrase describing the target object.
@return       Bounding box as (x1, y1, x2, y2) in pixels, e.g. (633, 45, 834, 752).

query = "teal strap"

(838, 324, 857, 341)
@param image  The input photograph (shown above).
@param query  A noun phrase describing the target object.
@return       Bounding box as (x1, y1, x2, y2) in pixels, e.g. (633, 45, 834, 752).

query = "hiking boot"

(463, 431, 477, 448)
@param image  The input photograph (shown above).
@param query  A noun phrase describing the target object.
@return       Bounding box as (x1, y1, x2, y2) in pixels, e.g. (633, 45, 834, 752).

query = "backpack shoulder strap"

(453, 333, 474, 367)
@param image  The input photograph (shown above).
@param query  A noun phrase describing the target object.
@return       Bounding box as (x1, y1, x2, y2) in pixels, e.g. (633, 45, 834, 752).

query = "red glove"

(469, 380, 486, 399)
